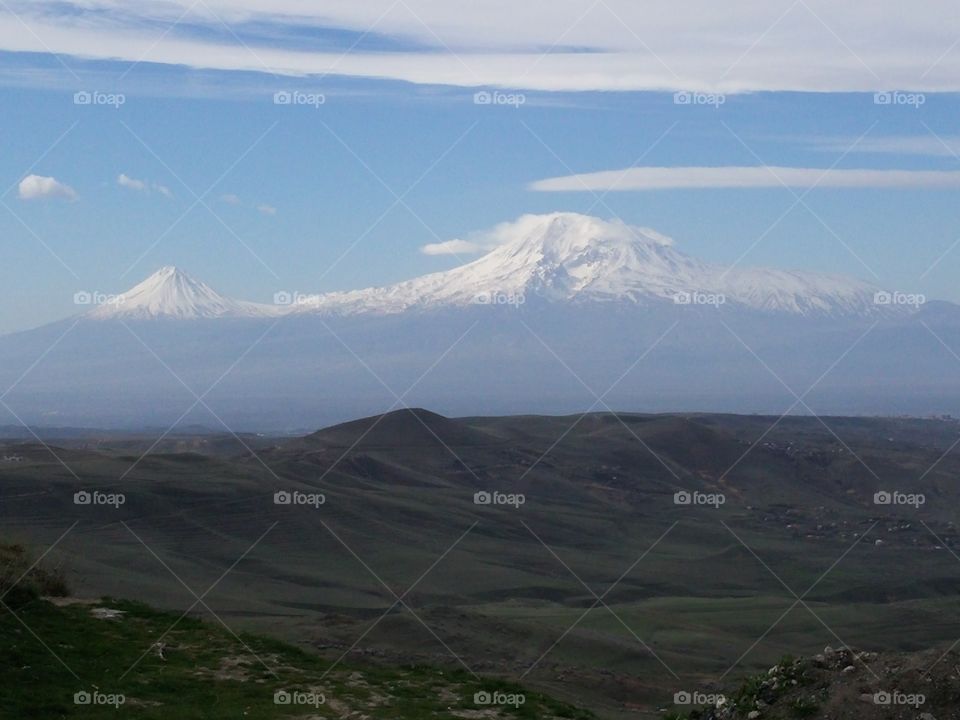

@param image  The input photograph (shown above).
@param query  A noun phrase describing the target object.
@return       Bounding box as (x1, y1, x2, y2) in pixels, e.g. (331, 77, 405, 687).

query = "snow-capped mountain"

(290, 213, 885, 318)
(87, 266, 280, 320)
(1, 212, 955, 429)
(86, 214, 892, 321)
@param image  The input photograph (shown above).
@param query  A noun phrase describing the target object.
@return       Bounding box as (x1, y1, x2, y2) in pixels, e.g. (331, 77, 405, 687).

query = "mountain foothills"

(0, 212, 958, 429)
(3, 411, 960, 718)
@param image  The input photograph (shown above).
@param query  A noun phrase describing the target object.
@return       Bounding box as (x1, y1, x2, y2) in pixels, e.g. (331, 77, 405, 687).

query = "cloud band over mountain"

(2, 1, 960, 92)
(530, 166, 960, 192)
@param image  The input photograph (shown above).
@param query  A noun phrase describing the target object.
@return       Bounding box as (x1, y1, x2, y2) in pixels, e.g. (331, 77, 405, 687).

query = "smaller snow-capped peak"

(86, 266, 280, 320)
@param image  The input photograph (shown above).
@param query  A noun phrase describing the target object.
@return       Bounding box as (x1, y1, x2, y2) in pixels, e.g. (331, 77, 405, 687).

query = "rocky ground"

(678, 645, 960, 720)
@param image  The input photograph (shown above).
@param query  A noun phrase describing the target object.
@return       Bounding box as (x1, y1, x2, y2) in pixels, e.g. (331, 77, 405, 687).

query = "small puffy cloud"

(219, 195, 274, 213)
(117, 173, 147, 191)
(118, 173, 173, 198)
(421, 212, 672, 257)
(18, 174, 77, 201)
(421, 239, 488, 255)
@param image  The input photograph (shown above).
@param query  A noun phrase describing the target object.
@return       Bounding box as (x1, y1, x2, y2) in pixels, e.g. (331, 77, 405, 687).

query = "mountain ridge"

(84, 213, 904, 322)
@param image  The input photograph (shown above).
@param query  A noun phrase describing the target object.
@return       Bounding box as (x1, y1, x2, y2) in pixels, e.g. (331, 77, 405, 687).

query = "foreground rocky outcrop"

(679, 646, 960, 720)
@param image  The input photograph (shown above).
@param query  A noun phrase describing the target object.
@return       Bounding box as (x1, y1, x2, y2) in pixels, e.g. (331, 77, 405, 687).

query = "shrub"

(0, 542, 68, 606)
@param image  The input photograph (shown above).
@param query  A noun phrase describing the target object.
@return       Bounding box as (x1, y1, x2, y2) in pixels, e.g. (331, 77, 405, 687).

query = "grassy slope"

(1, 596, 593, 720)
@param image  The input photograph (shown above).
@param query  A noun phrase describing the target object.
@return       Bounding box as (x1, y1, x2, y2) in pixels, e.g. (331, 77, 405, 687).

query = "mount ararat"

(2, 213, 957, 430)
(87, 214, 888, 320)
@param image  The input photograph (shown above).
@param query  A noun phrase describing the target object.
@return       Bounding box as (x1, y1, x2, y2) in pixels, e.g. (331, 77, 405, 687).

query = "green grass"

(0, 597, 593, 720)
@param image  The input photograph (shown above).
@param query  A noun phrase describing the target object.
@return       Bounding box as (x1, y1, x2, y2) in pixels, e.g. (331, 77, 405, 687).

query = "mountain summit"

(294, 213, 885, 317)
(87, 266, 279, 320)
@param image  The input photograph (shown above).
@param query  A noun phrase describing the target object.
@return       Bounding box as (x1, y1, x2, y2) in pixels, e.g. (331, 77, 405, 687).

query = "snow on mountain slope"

(294, 213, 886, 317)
(86, 266, 281, 320)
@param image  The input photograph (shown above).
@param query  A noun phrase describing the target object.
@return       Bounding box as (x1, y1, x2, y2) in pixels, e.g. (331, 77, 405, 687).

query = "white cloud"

(117, 173, 147, 191)
(1, 1, 960, 92)
(421, 212, 674, 256)
(420, 238, 487, 255)
(219, 195, 274, 213)
(18, 174, 77, 201)
(530, 166, 960, 192)
(118, 173, 174, 198)
(633, 227, 674, 246)
(815, 135, 960, 158)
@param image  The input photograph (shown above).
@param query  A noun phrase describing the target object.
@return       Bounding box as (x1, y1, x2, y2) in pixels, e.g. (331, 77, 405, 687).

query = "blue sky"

(2, 1, 960, 333)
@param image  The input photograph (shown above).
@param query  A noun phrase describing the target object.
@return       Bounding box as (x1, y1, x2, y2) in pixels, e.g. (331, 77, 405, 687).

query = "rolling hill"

(3, 411, 959, 717)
